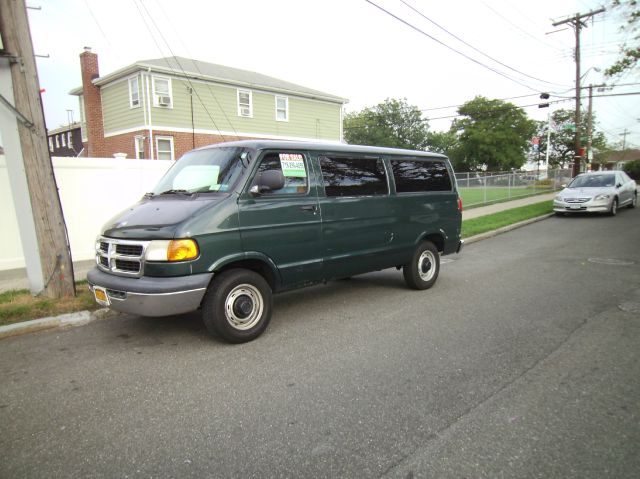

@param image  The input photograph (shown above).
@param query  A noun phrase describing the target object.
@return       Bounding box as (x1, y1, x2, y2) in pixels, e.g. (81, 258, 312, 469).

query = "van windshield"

(152, 147, 251, 195)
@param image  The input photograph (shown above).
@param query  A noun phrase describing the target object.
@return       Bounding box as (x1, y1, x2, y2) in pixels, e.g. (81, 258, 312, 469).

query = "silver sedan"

(553, 170, 638, 216)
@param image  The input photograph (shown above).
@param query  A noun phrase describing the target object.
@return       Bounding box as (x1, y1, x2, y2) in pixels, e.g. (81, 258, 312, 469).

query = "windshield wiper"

(158, 189, 193, 196)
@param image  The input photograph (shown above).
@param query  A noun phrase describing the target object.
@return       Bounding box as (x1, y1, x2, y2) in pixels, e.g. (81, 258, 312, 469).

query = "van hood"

(102, 195, 227, 239)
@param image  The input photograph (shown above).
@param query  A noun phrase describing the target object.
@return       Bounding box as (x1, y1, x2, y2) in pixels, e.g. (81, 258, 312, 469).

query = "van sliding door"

(317, 155, 398, 279)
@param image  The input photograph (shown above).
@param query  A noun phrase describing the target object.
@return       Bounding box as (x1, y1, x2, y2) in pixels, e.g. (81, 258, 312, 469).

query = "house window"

(129, 76, 140, 108)
(49, 137, 54, 152)
(156, 136, 174, 161)
(237, 89, 252, 117)
(152, 76, 172, 107)
(135, 136, 145, 159)
(68, 132, 73, 148)
(61, 133, 66, 147)
(55, 135, 59, 149)
(275, 96, 288, 121)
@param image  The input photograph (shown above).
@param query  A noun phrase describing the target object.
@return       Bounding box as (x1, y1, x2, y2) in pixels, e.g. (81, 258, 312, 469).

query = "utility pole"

(619, 128, 629, 150)
(553, 7, 605, 177)
(587, 84, 593, 166)
(0, 0, 75, 297)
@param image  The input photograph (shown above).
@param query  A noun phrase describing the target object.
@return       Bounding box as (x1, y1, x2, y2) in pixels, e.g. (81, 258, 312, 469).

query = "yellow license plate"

(93, 287, 110, 306)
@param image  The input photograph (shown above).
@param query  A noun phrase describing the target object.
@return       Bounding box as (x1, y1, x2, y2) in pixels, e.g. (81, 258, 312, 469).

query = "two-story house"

(69, 48, 347, 160)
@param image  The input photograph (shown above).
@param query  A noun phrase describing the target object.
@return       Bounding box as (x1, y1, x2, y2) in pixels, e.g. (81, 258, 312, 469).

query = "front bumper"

(553, 198, 610, 213)
(87, 267, 213, 317)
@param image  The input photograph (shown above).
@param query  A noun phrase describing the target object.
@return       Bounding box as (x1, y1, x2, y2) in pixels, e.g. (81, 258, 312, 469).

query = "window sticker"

(279, 153, 307, 178)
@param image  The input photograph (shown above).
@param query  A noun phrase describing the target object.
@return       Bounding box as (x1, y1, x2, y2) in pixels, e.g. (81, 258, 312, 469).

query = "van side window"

(253, 152, 309, 195)
(390, 159, 452, 193)
(319, 156, 388, 197)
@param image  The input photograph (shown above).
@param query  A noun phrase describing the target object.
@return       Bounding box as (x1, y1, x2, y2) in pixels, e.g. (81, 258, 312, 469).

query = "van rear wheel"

(202, 269, 272, 343)
(403, 241, 440, 290)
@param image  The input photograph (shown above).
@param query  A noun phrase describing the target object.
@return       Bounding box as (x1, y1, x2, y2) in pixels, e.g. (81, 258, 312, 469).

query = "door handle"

(300, 205, 317, 212)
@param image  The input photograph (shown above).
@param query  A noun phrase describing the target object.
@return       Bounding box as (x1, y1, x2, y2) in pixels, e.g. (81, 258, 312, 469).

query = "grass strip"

(0, 284, 98, 327)
(462, 201, 553, 238)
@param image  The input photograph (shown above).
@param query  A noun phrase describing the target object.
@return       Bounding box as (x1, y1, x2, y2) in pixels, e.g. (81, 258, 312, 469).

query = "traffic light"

(539, 93, 550, 109)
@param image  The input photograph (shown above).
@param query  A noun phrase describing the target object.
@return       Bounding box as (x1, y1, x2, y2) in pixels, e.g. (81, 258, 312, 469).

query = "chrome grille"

(96, 237, 149, 277)
(115, 244, 144, 256)
(565, 197, 590, 204)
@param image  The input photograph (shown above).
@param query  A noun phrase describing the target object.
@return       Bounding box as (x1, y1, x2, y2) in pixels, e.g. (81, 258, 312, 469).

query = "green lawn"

(460, 187, 553, 207)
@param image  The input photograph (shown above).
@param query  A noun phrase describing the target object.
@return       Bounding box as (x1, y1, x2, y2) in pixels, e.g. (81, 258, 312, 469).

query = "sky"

(27, 0, 640, 149)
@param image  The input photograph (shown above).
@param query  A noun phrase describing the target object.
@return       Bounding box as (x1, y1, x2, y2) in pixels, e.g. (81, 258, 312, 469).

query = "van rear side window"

(390, 159, 452, 193)
(319, 156, 388, 197)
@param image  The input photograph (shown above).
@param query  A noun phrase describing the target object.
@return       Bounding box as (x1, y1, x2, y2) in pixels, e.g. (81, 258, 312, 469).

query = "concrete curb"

(0, 213, 555, 340)
(0, 308, 117, 340)
(463, 213, 554, 245)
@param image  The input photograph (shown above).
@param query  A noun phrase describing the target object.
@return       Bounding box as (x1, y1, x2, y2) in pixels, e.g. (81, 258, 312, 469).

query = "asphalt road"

(1, 208, 639, 478)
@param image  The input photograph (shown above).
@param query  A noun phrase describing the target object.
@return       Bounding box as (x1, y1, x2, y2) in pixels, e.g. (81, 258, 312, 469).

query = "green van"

(87, 140, 463, 342)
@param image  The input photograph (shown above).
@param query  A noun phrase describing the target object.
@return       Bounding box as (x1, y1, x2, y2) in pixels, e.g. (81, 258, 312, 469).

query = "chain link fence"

(455, 169, 572, 208)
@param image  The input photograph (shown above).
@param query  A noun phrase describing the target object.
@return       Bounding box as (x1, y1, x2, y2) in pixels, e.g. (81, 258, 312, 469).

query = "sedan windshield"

(152, 147, 251, 195)
(568, 174, 615, 188)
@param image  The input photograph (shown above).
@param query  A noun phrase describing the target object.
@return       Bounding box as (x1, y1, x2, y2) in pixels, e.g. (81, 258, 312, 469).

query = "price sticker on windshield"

(279, 153, 307, 178)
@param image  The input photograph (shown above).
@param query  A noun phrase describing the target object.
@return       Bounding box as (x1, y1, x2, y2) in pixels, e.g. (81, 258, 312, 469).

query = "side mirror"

(617, 183, 623, 189)
(250, 170, 285, 195)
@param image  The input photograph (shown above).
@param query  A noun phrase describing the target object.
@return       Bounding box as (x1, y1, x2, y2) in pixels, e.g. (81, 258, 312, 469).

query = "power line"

(480, 0, 564, 52)
(364, 0, 553, 93)
(399, 0, 566, 87)
(151, 0, 240, 139)
(420, 93, 539, 112)
(133, 0, 232, 141)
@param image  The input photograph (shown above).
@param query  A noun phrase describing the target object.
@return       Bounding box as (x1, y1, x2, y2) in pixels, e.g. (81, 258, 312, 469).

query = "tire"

(403, 241, 440, 290)
(629, 193, 637, 209)
(609, 198, 618, 216)
(201, 269, 272, 343)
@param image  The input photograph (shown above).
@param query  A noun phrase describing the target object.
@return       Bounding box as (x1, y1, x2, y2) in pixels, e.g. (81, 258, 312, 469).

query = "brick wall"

(96, 130, 254, 160)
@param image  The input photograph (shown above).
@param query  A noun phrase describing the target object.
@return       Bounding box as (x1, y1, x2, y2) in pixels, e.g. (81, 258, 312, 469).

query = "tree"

(536, 109, 608, 168)
(605, 0, 640, 77)
(425, 130, 459, 157)
(623, 159, 640, 179)
(449, 96, 536, 171)
(343, 98, 430, 150)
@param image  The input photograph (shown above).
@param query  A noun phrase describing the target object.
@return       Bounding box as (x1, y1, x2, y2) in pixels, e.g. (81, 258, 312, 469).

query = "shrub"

(623, 160, 640, 180)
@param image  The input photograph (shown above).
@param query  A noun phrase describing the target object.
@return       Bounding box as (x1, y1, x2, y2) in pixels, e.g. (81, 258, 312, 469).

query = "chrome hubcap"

(224, 284, 263, 330)
(417, 250, 436, 282)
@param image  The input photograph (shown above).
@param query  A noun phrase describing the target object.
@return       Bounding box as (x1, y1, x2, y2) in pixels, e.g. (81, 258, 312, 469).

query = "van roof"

(195, 139, 447, 159)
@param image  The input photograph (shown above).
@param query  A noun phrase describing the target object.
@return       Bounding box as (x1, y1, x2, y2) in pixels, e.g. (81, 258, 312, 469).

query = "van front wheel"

(403, 241, 440, 290)
(202, 269, 272, 343)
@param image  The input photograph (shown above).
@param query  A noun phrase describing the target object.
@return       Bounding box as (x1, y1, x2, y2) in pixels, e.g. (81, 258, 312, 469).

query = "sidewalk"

(0, 193, 556, 294)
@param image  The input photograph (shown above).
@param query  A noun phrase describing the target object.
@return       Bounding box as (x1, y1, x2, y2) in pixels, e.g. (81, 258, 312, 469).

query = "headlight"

(594, 194, 610, 200)
(145, 239, 199, 262)
(555, 195, 563, 201)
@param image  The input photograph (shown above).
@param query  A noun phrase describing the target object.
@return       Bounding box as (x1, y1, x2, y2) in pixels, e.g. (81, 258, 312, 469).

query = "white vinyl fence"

(1, 156, 172, 271)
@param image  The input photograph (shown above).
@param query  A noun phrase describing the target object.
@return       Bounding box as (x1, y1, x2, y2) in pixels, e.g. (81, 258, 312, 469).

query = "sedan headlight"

(594, 194, 610, 200)
(145, 239, 199, 262)
(555, 194, 564, 201)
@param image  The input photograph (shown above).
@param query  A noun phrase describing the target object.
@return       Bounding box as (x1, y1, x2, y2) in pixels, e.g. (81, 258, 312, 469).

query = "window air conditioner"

(157, 95, 171, 106)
